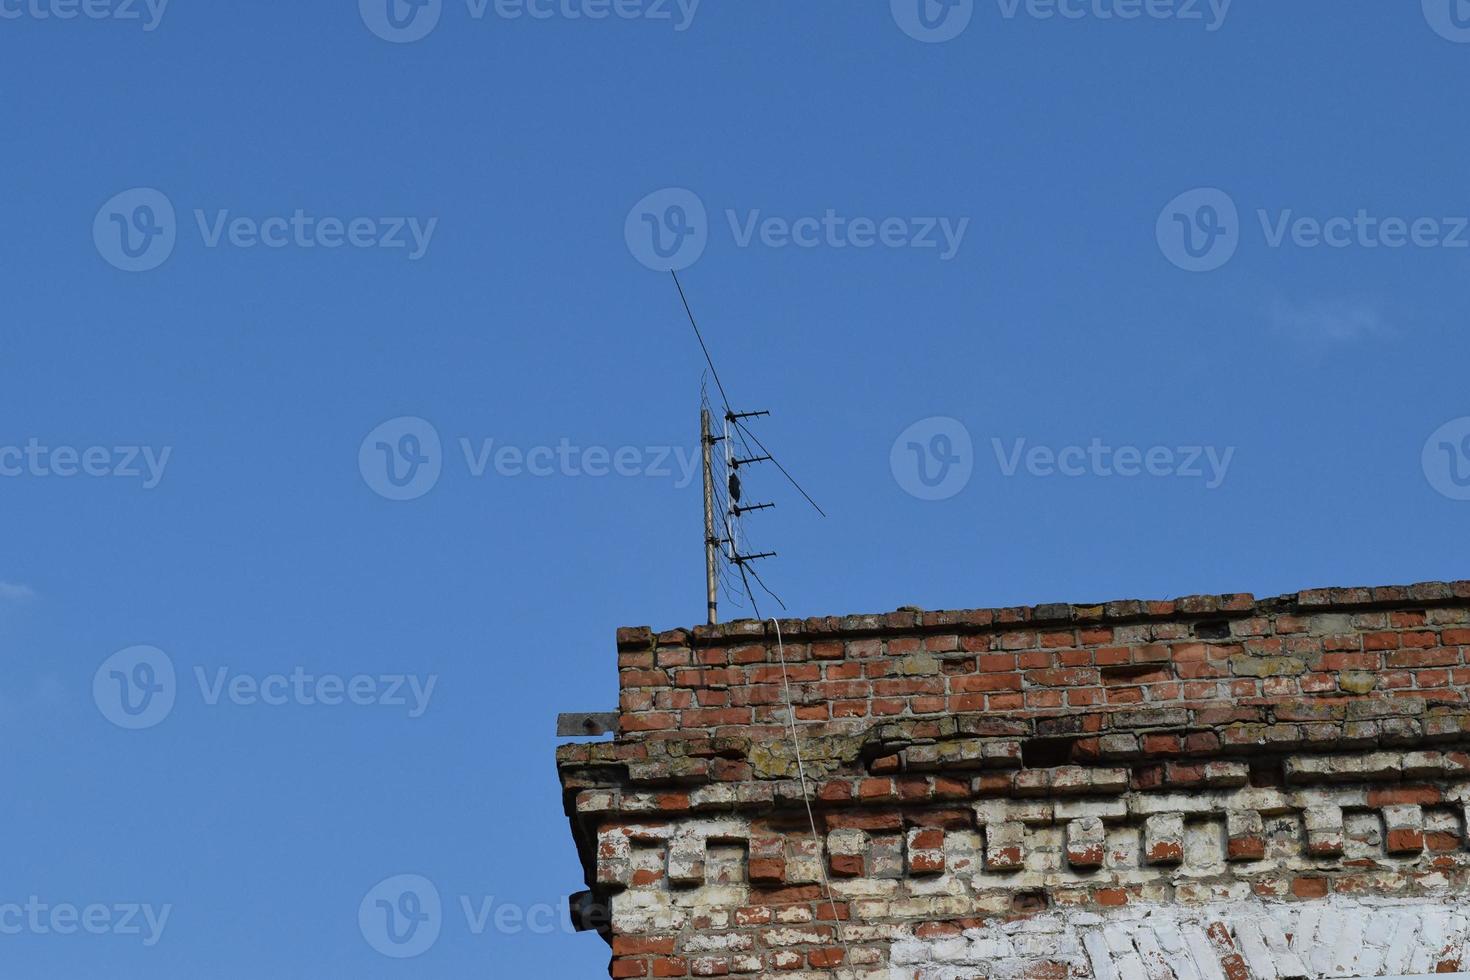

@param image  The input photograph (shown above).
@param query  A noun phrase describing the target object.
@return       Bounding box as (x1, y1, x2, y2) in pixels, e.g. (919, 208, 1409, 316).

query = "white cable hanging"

(770, 616, 858, 970)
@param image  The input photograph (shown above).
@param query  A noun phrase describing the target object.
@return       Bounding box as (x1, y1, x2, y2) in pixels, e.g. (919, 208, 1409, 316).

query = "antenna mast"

(701, 407, 718, 626)
(675, 270, 822, 623)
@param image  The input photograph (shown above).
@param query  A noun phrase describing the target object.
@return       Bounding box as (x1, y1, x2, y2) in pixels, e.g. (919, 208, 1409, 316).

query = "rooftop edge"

(614, 580, 1470, 651)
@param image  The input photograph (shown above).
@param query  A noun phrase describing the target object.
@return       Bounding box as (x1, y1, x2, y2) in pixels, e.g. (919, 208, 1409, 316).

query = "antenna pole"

(701, 407, 718, 626)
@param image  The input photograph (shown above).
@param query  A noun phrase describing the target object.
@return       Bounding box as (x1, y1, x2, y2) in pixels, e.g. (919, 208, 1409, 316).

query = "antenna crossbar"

(730, 551, 777, 564)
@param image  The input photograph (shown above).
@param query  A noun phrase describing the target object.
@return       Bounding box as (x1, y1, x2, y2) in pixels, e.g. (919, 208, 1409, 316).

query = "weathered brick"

(1065, 816, 1105, 869)
(576, 584, 1470, 978)
(1143, 812, 1184, 865)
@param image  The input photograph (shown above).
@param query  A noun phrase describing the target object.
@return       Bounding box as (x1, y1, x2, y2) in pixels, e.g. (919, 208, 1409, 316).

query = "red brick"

(614, 937, 677, 956)
(1025, 668, 1099, 687)
(1368, 786, 1442, 806)
(1292, 877, 1328, 899)
(611, 958, 649, 978)
(858, 779, 896, 801)
(951, 673, 1023, 692)
(1227, 837, 1265, 861)
(1388, 648, 1459, 668)
(807, 949, 844, 968)
(1026, 690, 1065, 708)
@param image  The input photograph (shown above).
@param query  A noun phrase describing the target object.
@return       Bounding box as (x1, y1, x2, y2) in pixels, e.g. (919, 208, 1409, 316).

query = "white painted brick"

(1083, 930, 1120, 980)
(1231, 920, 1278, 980)
(895, 894, 1470, 980)
(1181, 924, 1229, 980)
(1328, 909, 1364, 976)
(1381, 913, 1419, 976)
(1256, 918, 1307, 979)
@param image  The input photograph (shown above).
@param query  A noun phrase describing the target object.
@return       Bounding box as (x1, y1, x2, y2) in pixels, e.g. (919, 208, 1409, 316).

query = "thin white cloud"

(0, 582, 37, 603)
(1270, 298, 1393, 343)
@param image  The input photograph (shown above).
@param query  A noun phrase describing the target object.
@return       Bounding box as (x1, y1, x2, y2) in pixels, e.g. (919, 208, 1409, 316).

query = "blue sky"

(2, 1, 1470, 975)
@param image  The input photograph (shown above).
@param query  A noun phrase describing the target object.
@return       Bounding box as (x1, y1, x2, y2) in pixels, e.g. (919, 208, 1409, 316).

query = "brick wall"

(557, 581, 1470, 978)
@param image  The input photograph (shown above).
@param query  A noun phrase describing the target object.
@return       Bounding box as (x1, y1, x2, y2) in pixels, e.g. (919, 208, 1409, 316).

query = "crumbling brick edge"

(558, 580, 1470, 979)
